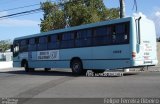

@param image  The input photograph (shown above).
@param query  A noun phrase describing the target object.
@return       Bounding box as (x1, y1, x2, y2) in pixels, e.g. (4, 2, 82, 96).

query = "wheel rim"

(73, 63, 80, 72)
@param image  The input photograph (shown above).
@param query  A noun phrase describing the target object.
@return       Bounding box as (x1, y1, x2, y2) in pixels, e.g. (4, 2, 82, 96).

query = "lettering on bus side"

(113, 50, 122, 54)
(37, 50, 59, 60)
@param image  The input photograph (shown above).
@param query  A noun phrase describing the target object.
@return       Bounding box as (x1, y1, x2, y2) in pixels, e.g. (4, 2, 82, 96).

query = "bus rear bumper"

(131, 60, 158, 66)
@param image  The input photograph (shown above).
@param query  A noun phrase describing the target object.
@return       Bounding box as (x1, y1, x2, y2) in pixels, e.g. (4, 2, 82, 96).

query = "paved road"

(0, 68, 160, 104)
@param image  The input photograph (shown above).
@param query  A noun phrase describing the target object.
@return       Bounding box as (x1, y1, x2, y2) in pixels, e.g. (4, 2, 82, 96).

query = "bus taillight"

(132, 52, 136, 58)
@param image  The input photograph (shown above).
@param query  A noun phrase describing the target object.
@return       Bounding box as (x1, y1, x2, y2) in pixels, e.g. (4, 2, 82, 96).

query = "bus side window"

(13, 41, 20, 57)
(48, 35, 60, 49)
(113, 22, 129, 44)
(37, 37, 47, 51)
(20, 39, 28, 52)
(61, 32, 74, 48)
(57, 34, 62, 42)
(15, 44, 19, 53)
(106, 26, 113, 44)
(112, 25, 116, 44)
(14, 43, 19, 53)
(125, 23, 129, 42)
(28, 38, 37, 51)
(47, 36, 51, 43)
(75, 29, 92, 47)
(93, 26, 108, 46)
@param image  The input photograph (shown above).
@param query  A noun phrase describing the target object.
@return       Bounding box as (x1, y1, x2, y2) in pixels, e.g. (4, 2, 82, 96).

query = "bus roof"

(14, 17, 132, 41)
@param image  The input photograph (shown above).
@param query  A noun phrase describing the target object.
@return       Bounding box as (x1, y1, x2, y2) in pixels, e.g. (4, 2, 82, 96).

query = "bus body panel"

(12, 17, 158, 71)
(13, 44, 131, 69)
(14, 44, 131, 69)
(92, 45, 130, 60)
(28, 48, 92, 68)
(84, 60, 131, 69)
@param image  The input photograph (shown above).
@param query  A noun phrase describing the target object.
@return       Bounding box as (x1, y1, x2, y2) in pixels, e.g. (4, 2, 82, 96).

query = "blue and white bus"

(12, 16, 158, 75)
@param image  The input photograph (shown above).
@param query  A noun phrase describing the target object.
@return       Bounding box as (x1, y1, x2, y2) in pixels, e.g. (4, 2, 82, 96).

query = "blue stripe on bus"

(14, 58, 130, 62)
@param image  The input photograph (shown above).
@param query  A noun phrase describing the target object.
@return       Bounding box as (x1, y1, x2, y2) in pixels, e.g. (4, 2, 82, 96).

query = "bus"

(12, 16, 158, 75)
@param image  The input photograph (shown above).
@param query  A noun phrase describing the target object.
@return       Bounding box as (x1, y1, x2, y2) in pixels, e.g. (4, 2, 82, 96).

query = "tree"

(40, 1, 66, 32)
(40, 0, 119, 32)
(0, 40, 12, 52)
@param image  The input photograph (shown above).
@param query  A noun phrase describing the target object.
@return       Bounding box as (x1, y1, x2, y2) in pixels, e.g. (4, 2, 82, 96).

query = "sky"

(0, 0, 160, 41)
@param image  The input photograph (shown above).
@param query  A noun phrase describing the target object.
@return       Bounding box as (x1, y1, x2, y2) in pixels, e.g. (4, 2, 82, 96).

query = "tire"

(23, 61, 34, 72)
(71, 59, 84, 75)
(92, 70, 105, 73)
(45, 68, 51, 72)
(30, 68, 35, 72)
(24, 62, 29, 72)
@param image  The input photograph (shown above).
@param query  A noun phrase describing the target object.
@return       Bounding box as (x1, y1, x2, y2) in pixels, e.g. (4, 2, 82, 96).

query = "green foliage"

(105, 8, 120, 20)
(40, 1, 66, 32)
(40, 0, 119, 32)
(0, 40, 12, 52)
(64, 0, 91, 26)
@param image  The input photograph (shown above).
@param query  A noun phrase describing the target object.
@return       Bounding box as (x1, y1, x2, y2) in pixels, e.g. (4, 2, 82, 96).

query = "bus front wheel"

(23, 61, 34, 72)
(71, 59, 84, 75)
(23, 62, 29, 72)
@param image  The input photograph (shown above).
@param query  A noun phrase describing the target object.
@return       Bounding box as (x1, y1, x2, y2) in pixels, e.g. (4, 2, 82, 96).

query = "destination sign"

(37, 50, 59, 60)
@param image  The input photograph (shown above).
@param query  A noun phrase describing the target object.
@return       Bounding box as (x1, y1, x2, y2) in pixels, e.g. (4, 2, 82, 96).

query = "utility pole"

(119, 0, 125, 18)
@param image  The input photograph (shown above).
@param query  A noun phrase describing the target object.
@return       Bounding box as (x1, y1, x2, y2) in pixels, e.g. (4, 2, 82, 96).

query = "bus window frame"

(15, 22, 130, 52)
(13, 41, 20, 57)
(19, 39, 29, 52)
(75, 29, 92, 47)
(112, 22, 130, 45)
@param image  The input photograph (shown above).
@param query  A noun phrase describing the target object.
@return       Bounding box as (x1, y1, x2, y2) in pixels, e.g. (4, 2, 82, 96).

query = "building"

(0, 50, 12, 62)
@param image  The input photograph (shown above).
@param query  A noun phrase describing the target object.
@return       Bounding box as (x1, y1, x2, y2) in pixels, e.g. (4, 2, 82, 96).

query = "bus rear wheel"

(71, 59, 84, 76)
(45, 68, 51, 72)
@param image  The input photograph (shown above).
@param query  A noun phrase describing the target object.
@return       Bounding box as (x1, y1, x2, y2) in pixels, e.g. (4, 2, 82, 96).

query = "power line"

(0, 11, 42, 20)
(0, 0, 25, 6)
(0, 8, 42, 19)
(0, 0, 72, 20)
(0, 3, 40, 13)
(0, 0, 55, 13)
(0, 10, 42, 20)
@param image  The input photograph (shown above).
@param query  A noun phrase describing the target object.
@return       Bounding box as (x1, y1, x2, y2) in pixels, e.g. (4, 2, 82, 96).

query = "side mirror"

(10, 45, 13, 52)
